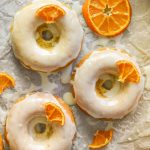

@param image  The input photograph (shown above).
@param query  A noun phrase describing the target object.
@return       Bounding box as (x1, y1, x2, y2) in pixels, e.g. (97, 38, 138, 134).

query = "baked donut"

(73, 48, 144, 119)
(6, 92, 76, 150)
(11, 0, 83, 72)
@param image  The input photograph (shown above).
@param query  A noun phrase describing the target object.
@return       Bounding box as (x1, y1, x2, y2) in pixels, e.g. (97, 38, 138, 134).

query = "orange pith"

(116, 60, 140, 83)
(44, 102, 65, 126)
(0, 73, 15, 94)
(89, 130, 113, 149)
(36, 5, 66, 22)
(82, 0, 131, 37)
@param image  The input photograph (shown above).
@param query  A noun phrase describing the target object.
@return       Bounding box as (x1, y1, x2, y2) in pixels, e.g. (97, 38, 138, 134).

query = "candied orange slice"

(116, 60, 140, 83)
(36, 5, 66, 22)
(0, 73, 15, 94)
(55, 96, 75, 123)
(82, 0, 131, 36)
(45, 102, 65, 126)
(89, 130, 113, 149)
(0, 134, 3, 150)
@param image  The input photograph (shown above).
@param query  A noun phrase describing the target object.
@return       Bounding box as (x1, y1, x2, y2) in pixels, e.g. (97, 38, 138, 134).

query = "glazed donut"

(6, 92, 76, 150)
(73, 48, 144, 119)
(11, 0, 83, 72)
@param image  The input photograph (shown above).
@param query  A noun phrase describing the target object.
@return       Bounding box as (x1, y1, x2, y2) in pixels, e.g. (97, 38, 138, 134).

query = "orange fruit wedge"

(89, 130, 113, 149)
(0, 73, 15, 94)
(82, 0, 131, 37)
(44, 102, 65, 126)
(36, 5, 66, 22)
(116, 60, 140, 83)
(0, 134, 3, 150)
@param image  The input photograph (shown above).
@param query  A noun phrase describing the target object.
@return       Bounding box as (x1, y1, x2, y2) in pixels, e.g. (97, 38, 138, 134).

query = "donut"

(11, 0, 83, 72)
(6, 92, 76, 150)
(73, 48, 144, 119)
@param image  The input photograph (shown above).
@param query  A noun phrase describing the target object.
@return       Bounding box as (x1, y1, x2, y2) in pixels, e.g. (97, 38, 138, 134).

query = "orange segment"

(36, 5, 66, 22)
(0, 73, 15, 94)
(89, 130, 113, 149)
(44, 102, 65, 126)
(82, 0, 131, 36)
(116, 60, 140, 83)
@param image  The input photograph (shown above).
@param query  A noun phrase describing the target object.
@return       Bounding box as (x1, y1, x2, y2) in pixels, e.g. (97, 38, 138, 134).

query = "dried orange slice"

(0, 134, 3, 150)
(45, 102, 65, 126)
(82, 0, 131, 36)
(89, 130, 113, 149)
(116, 60, 140, 83)
(0, 73, 15, 94)
(36, 5, 66, 22)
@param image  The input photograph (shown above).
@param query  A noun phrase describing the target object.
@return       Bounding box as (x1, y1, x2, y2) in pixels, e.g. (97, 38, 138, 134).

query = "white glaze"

(143, 65, 150, 90)
(6, 92, 76, 150)
(11, 0, 83, 72)
(61, 65, 72, 84)
(39, 72, 57, 92)
(63, 92, 76, 106)
(73, 48, 144, 119)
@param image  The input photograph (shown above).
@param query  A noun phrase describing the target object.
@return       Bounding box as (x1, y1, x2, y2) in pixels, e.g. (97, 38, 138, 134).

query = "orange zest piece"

(45, 102, 65, 126)
(116, 60, 140, 83)
(89, 130, 113, 149)
(0, 73, 15, 94)
(82, 0, 131, 37)
(36, 5, 66, 22)
(0, 134, 3, 150)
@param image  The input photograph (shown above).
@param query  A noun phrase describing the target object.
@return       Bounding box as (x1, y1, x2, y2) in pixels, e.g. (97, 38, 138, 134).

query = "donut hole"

(35, 23, 60, 50)
(34, 123, 46, 134)
(28, 116, 53, 141)
(102, 80, 113, 90)
(42, 30, 53, 41)
(96, 74, 122, 98)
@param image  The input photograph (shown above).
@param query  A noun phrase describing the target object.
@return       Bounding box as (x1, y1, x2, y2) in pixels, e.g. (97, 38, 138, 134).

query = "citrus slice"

(55, 96, 75, 123)
(116, 60, 140, 83)
(0, 73, 15, 94)
(44, 102, 65, 126)
(36, 5, 66, 22)
(89, 130, 113, 149)
(0, 134, 3, 150)
(82, 0, 131, 36)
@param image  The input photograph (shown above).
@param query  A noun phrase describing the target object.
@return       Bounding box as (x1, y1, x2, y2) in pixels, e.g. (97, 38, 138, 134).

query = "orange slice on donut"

(89, 130, 113, 149)
(0, 73, 15, 94)
(45, 102, 65, 126)
(36, 5, 66, 22)
(82, 0, 131, 36)
(116, 60, 140, 83)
